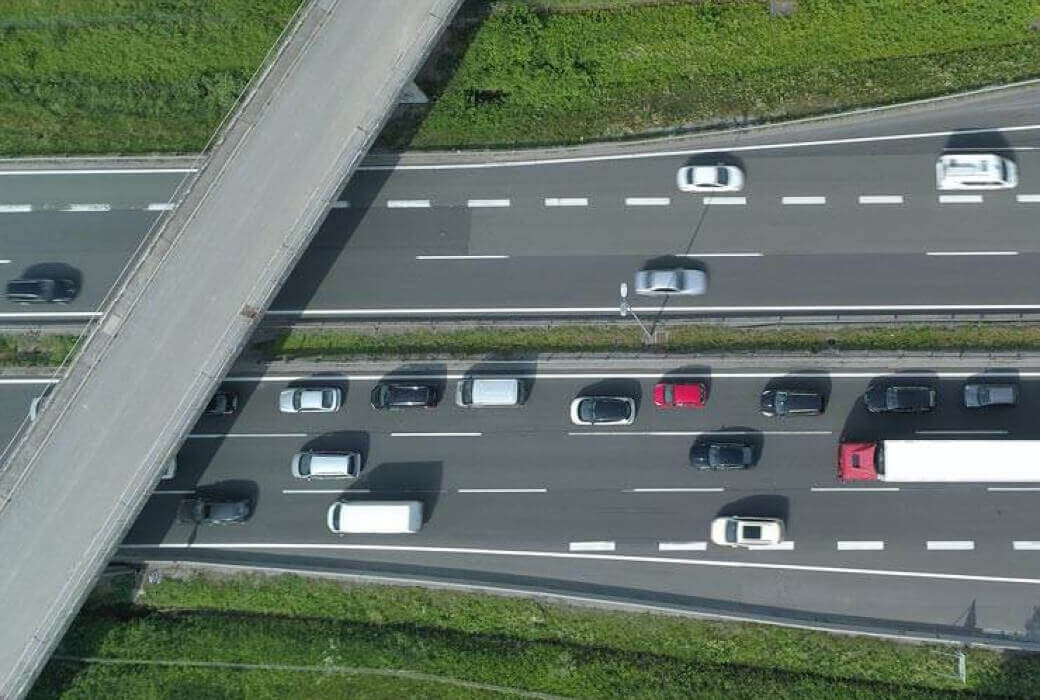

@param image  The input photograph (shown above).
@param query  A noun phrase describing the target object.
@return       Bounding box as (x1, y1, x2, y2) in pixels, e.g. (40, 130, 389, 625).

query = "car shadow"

(715, 494, 790, 524)
(942, 129, 1014, 162)
(351, 460, 444, 525)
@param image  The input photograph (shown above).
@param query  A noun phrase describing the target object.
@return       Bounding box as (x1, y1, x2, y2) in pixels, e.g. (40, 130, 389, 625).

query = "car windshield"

(725, 520, 738, 542)
(297, 455, 311, 476)
(578, 400, 598, 422)
(717, 168, 729, 185)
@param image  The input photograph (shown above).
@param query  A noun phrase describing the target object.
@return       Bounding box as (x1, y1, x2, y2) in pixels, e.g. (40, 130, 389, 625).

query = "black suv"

(760, 389, 823, 417)
(371, 383, 437, 409)
(863, 383, 936, 414)
(690, 442, 754, 471)
(5, 278, 77, 304)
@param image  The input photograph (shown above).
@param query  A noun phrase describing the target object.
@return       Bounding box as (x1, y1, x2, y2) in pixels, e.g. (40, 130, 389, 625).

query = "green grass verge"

(33, 574, 1040, 697)
(0, 0, 302, 155)
(0, 333, 77, 366)
(258, 324, 1040, 359)
(384, 0, 1040, 149)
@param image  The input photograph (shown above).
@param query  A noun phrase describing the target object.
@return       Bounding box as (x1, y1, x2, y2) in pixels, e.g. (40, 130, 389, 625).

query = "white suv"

(936, 153, 1017, 190)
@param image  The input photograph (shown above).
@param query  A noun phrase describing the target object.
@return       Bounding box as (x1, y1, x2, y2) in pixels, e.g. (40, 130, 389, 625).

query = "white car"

(569, 396, 636, 426)
(936, 153, 1017, 190)
(279, 386, 342, 413)
(710, 516, 784, 548)
(633, 268, 707, 296)
(676, 165, 744, 193)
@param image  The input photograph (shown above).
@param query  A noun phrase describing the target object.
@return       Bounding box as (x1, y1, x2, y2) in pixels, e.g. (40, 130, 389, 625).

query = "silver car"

(633, 268, 707, 296)
(278, 386, 342, 413)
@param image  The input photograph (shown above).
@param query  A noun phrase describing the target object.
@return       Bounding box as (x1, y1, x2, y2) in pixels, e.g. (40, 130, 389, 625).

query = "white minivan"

(455, 378, 526, 407)
(327, 500, 423, 534)
(936, 153, 1017, 190)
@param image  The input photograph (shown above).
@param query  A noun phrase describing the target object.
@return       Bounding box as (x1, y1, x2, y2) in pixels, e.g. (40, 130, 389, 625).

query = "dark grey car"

(371, 383, 437, 409)
(863, 383, 935, 414)
(5, 278, 77, 304)
(760, 389, 823, 417)
(963, 383, 1018, 408)
(690, 442, 754, 470)
(178, 496, 252, 525)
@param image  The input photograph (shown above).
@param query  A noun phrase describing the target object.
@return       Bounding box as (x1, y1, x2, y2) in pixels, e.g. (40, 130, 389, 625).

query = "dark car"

(370, 383, 437, 409)
(963, 383, 1018, 408)
(203, 391, 239, 416)
(863, 383, 936, 414)
(760, 389, 823, 417)
(178, 496, 252, 525)
(5, 278, 77, 304)
(690, 442, 754, 470)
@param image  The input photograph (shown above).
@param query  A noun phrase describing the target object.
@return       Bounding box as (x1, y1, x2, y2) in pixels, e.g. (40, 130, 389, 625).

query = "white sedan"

(676, 164, 744, 193)
(710, 516, 784, 548)
(279, 386, 342, 413)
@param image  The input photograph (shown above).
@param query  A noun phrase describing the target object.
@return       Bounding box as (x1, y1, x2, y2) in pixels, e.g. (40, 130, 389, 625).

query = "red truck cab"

(838, 441, 879, 481)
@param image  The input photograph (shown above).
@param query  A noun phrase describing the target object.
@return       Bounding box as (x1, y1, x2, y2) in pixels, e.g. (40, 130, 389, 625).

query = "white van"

(936, 153, 1017, 190)
(291, 451, 362, 479)
(455, 378, 526, 407)
(327, 500, 423, 534)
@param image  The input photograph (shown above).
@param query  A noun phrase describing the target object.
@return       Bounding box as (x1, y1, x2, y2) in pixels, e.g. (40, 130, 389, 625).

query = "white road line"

(747, 541, 795, 551)
(0, 378, 59, 385)
(330, 201, 351, 208)
(415, 255, 509, 260)
(544, 197, 588, 207)
(938, 194, 983, 204)
(457, 488, 547, 494)
(858, 195, 904, 204)
(989, 487, 1040, 492)
(624, 197, 670, 206)
(186, 433, 308, 439)
(283, 489, 369, 495)
(146, 202, 176, 211)
(0, 204, 32, 213)
(226, 371, 1040, 383)
(837, 541, 885, 551)
(391, 432, 482, 437)
(1013, 541, 1040, 550)
(658, 541, 707, 551)
(61, 203, 111, 212)
(120, 541, 1040, 585)
(0, 311, 101, 319)
(926, 540, 975, 551)
(569, 541, 615, 552)
(467, 199, 510, 208)
(630, 487, 724, 493)
(926, 251, 1017, 257)
(702, 196, 746, 205)
(0, 168, 197, 175)
(569, 430, 830, 437)
(781, 196, 826, 205)
(677, 252, 763, 258)
(811, 487, 899, 492)
(915, 429, 1008, 436)
(386, 199, 431, 208)
(0, 260, 11, 264)
(1016, 194, 1040, 203)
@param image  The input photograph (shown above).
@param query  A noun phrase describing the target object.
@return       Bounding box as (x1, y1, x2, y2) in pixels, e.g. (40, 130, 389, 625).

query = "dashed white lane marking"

(330, 201, 351, 208)
(0, 204, 32, 213)
(0, 168, 197, 175)
(658, 541, 707, 551)
(283, 489, 369, 495)
(702, 196, 746, 205)
(569, 430, 830, 437)
(747, 541, 795, 551)
(926, 540, 975, 551)
(0, 311, 101, 319)
(415, 255, 509, 260)
(677, 252, 763, 258)
(146, 202, 176, 211)
(457, 488, 547, 494)
(915, 429, 1008, 436)
(0, 260, 10, 264)
(187, 433, 308, 439)
(837, 540, 885, 551)
(390, 432, 482, 437)
(926, 251, 1017, 257)
(938, 194, 983, 204)
(781, 196, 826, 205)
(629, 487, 724, 493)
(386, 199, 431, 208)
(858, 195, 904, 204)
(989, 487, 1040, 492)
(1016, 194, 1040, 203)
(467, 199, 510, 208)
(544, 197, 588, 207)
(811, 487, 899, 492)
(0, 378, 59, 385)
(569, 541, 615, 552)
(1014, 541, 1040, 550)
(61, 203, 111, 212)
(624, 197, 670, 206)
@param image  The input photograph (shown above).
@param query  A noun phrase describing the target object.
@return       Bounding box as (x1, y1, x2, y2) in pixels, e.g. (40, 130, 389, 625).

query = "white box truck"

(327, 500, 423, 534)
(839, 440, 1040, 483)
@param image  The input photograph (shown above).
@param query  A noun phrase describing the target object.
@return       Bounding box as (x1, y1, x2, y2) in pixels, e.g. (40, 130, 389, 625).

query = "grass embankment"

(0, 0, 301, 155)
(0, 333, 77, 366)
(258, 324, 1040, 359)
(384, 0, 1040, 149)
(34, 573, 1040, 697)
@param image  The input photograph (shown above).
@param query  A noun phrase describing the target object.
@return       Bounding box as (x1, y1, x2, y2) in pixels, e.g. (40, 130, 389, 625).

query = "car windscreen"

(578, 400, 597, 422)
(725, 521, 737, 542)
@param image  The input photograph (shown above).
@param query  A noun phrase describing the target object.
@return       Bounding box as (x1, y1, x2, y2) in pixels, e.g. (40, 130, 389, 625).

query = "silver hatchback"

(633, 268, 707, 296)
(278, 386, 342, 413)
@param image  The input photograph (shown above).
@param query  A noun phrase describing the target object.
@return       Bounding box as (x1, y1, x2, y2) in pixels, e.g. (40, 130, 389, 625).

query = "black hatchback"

(760, 389, 824, 417)
(5, 278, 77, 304)
(863, 383, 936, 413)
(371, 383, 437, 409)
(690, 442, 754, 470)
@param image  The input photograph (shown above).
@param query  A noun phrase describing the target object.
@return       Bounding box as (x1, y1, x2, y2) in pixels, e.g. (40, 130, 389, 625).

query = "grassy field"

(258, 323, 1040, 359)
(0, 332, 77, 366)
(33, 573, 1040, 697)
(384, 0, 1040, 149)
(0, 0, 301, 155)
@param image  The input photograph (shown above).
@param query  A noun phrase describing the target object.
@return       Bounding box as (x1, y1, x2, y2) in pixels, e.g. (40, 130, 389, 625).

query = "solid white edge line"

(658, 541, 707, 551)
(457, 488, 547, 494)
(781, 196, 826, 205)
(702, 196, 746, 205)
(386, 199, 431, 208)
(223, 371, 1040, 383)
(630, 488, 724, 493)
(544, 197, 588, 207)
(330, 201, 351, 208)
(1013, 541, 1040, 550)
(187, 433, 308, 439)
(467, 199, 510, 208)
(810, 487, 899, 492)
(989, 487, 1040, 492)
(926, 541, 975, 551)
(117, 542, 1040, 585)
(676, 252, 763, 258)
(569, 541, 616, 552)
(747, 541, 795, 551)
(926, 251, 1017, 257)
(61, 203, 111, 212)
(0, 312, 102, 319)
(146, 203, 176, 211)
(283, 489, 370, 495)
(390, 432, 482, 437)
(1016, 194, 1040, 203)
(569, 430, 830, 437)
(415, 255, 509, 260)
(0, 204, 32, 213)
(624, 197, 670, 206)
(0, 378, 58, 385)
(837, 541, 885, 551)
(938, 194, 983, 204)
(0, 168, 197, 175)
(858, 195, 904, 204)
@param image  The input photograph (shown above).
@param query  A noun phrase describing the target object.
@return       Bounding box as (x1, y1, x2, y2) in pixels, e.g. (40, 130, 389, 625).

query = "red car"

(653, 382, 707, 409)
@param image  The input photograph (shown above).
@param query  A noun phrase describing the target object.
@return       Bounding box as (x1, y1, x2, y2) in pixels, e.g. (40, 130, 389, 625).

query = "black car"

(863, 383, 936, 413)
(178, 496, 253, 525)
(5, 278, 77, 304)
(203, 391, 239, 415)
(690, 442, 754, 470)
(760, 389, 823, 417)
(370, 383, 437, 409)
